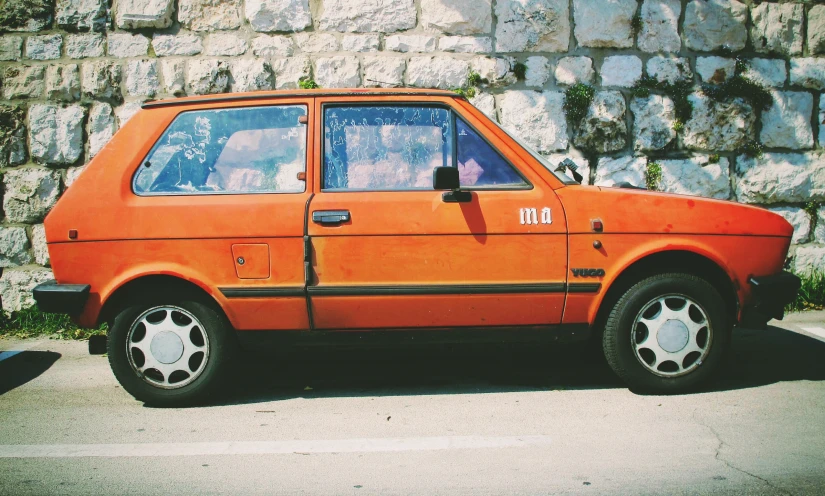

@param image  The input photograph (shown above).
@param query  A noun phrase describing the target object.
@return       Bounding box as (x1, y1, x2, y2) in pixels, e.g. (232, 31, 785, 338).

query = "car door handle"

(312, 210, 351, 225)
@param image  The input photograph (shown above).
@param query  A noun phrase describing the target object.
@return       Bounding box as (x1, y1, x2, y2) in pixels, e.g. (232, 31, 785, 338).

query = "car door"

(306, 96, 568, 330)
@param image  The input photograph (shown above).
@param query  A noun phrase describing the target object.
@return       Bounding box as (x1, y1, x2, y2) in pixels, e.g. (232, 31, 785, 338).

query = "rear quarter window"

(133, 105, 307, 195)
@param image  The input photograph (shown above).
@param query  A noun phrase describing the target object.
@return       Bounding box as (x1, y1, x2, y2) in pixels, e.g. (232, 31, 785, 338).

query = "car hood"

(555, 185, 794, 237)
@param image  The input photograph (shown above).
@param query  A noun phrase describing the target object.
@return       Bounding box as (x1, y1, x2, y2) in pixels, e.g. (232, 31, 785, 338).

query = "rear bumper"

(32, 280, 91, 315)
(740, 271, 801, 329)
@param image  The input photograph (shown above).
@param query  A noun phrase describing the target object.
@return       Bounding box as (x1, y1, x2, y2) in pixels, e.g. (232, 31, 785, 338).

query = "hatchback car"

(33, 89, 799, 405)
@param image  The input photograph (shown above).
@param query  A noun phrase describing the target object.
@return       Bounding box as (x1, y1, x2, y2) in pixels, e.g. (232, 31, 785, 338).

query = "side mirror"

(433, 167, 471, 203)
(433, 166, 460, 190)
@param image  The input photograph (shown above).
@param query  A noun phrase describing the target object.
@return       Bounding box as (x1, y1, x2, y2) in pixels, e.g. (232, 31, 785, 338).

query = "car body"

(33, 88, 800, 404)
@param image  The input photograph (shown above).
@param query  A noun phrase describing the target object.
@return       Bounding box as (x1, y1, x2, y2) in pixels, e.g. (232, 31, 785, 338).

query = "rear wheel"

(603, 273, 730, 393)
(107, 294, 234, 406)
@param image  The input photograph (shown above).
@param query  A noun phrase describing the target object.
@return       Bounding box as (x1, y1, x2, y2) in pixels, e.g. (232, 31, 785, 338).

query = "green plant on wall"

(299, 79, 320, 89)
(631, 76, 694, 125)
(452, 71, 482, 99)
(645, 161, 663, 191)
(563, 83, 595, 124)
(513, 62, 527, 81)
(701, 57, 772, 112)
(738, 139, 764, 158)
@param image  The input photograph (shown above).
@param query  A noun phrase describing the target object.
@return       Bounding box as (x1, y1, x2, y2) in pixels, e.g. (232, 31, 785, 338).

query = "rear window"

(133, 105, 307, 195)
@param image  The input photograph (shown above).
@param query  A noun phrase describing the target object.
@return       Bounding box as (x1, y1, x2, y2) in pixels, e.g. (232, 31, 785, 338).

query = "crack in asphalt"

(692, 410, 794, 496)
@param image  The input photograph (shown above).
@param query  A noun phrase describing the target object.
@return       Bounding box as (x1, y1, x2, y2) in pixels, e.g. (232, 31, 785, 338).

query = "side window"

(456, 118, 527, 188)
(133, 105, 307, 195)
(323, 106, 453, 191)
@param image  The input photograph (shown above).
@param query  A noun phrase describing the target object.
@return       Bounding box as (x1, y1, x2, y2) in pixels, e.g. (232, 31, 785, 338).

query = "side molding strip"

(566, 283, 602, 293)
(220, 287, 306, 298)
(307, 283, 566, 296)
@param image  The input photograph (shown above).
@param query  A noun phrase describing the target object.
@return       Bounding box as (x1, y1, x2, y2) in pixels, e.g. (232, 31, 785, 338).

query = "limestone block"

(318, 0, 415, 33)
(438, 36, 492, 54)
(495, 0, 569, 52)
(385, 35, 436, 53)
(65, 33, 105, 59)
(88, 102, 114, 157)
(28, 104, 85, 165)
(3, 168, 62, 223)
(406, 56, 470, 89)
(594, 156, 647, 188)
(682, 93, 755, 151)
(600, 55, 642, 88)
(555, 57, 594, 85)
(45, 64, 81, 101)
(631, 95, 676, 152)
(125, 59, 159, 97)
(573, 0, 635, 48)
(646, 57, 692, 84)
(0, 267, 55, 313)
(56, 0, 107, 32)
(363, 57, 405, 88)
(187, 59, 230, 95)
(25, 34, 62, 60)
(421, 0, 491, 35)
(314, 56, 360, 88)
(768, 206, 811, 244)
(342, 34, 379, 52)
(178, 0, 242, 31)
(573, 91, 627, 153)
(638, 0, 681, 53)
(683, 0, 747, 52)
(524, 56, 549, 87)
(759, 91, 813, 150)
(696, 57, 735, 84)
(231, 59, 273, 92)
(116, 0, 175, 29)
(658, 156, 731, 199)
(735, 151, 825, 203)
(251, 36, 294, 57)
(750, 2, 803, 56)
(742, 58, 786, 88)
(0, 105, 26, 166)
(152, 34, 203, 57)
(107, 33, 149, 57)
(81, 61, 122, 101)
(498, 90, 567, 152)
(2, 65, 45, 99)
(204, 33, 248, 56)
(789, 59, 825, 91)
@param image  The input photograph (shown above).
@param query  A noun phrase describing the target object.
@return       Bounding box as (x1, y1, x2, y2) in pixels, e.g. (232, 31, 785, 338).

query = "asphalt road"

(1, 313, 825, 495)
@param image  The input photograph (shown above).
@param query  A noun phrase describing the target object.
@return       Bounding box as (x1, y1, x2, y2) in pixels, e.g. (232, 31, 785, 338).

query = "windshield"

(486, 118, 579, 185)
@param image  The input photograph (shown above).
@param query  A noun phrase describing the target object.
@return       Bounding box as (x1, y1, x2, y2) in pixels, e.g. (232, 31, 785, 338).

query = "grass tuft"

(563, 83, 595, 124)
(787, 271, 825, 312)
(645, 161, 663, 191)
(298, 79, 320, 90)
(0, 306, 106, 340)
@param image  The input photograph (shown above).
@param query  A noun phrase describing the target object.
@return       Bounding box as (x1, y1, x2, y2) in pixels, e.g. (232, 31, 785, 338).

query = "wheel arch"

(97, 274, 225, 328)
(592, 250, 739, 336)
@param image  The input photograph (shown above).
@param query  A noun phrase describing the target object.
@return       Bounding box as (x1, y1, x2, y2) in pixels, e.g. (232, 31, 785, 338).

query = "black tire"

(602, 273, 730, 394)
(107, 292, 235, 407)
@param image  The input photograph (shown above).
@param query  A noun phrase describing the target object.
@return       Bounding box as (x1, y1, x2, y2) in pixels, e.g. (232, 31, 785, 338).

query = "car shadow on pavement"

(214, 324, 825, 406)
(0, 351, 61, 396)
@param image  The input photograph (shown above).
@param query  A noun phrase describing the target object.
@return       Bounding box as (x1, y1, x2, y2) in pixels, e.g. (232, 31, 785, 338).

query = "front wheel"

(603, 273, 730, 394)
(107, 295, 234, 406)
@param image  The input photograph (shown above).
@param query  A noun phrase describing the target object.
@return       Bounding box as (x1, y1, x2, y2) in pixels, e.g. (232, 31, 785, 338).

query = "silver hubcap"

(127, 306, 209, 389)
(632, 294, 712, 377)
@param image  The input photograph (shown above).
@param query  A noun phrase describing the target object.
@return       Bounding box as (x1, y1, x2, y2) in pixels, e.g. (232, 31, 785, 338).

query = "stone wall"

(0, 0, 824, 313)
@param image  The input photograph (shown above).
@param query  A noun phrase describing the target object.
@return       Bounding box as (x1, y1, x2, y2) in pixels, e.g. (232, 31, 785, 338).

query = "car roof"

(141, 88, 463, 109)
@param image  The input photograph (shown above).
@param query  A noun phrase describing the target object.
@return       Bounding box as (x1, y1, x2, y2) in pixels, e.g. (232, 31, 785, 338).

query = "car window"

(456, 118, 527, 188)
(323, 106, 453, 191)
(134, 105, 307, 195)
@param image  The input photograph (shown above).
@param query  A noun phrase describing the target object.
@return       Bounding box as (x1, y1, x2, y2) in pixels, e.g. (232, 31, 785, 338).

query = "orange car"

(33, 89, 799, 405)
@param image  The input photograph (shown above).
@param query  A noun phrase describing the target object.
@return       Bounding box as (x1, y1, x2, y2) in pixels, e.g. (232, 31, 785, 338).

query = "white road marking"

(799, 327, 825, 342)
(0, 340, 44, 363)
(0, 435, 552, 459)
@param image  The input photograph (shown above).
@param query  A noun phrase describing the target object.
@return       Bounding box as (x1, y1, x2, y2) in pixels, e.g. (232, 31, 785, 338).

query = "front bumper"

(740, 271, 801, 329)
(32, 280, 91, 315)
